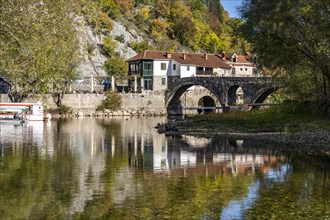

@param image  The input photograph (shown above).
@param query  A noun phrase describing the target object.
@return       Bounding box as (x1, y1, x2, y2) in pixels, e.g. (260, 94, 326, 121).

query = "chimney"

(204, 53, 208, 60)
(166, 52, 171, 58)
(221, 51, 226, 58)
(183, 53, 186, 60)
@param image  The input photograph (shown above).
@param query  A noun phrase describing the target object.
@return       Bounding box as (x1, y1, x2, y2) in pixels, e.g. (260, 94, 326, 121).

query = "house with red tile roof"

(220, 53, 257, 77)
(126, 51, 231, 92)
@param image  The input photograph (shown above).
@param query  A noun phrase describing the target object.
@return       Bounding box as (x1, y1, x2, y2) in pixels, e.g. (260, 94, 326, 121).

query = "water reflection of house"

(58, 119, 107, 213)
(0, 122, 47, 151)
(181, 135, 211, 148)
(151, 137, 283, 177)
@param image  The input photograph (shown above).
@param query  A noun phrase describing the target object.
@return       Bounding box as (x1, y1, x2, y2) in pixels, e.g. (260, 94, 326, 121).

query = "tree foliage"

(131, 0, 244, 53)
(134, 7, 151, 28)
(97, 90, 122, 110)
(129, 41, 154, 54)
(239, 0, 330, 110)
(102, 36, 117, 57)
(0, 0, 80, 104)
(103, 56, 128, 80)
(80, 0, 114, 33)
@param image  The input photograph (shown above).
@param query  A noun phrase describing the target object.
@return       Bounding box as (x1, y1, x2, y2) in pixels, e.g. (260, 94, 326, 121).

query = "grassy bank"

(179, 104, 330, 133)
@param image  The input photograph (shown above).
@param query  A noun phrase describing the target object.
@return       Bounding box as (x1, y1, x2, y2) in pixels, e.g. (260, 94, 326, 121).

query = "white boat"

(0, 118, 23, 124)
(0, 102, 51, 122)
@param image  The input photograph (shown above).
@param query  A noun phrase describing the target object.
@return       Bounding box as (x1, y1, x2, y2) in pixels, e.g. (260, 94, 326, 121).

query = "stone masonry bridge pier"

(165, 77, 278, 115)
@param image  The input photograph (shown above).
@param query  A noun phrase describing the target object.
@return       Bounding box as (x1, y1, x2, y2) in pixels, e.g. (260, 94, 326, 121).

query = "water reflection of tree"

(99, 119, 122, 139)
(0, 143, 77, 219)
(72, 119, 128, 219)
(99, 173, 254, 219)
(246, 153, 330, 219)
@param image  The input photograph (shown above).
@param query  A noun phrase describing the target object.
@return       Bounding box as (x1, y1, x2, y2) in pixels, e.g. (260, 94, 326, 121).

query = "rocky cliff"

(75, 18, 140, 79)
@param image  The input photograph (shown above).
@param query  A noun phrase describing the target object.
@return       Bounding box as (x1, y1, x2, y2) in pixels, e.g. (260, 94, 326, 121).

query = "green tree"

(227, 18, 251, 54)
(0, 0, 79, 105)
(102, 36, 117, 57)
(204, 0, 224, 22)
(103, 56, 128, 82)
(130, 41, 154, 54)
(80, 0, 114, 33)
(135, 7, 151, 28)
(188, 0, 207, 20)
(199, 30, 223, 53)
(240, 0, 330, 112)
(169, 1, 200, 50)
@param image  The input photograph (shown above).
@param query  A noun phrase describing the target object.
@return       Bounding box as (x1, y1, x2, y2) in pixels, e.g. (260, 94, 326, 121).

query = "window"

(161, 78, 166, 85)
(233, 57, 237, 62)
(240, 68, 243, 71)
(130, 63, 135, 71)
(144, 62, 152, 70)
(144, 78, 152, 90)
(161, 63, 166, 70)
(245, 68, 248, 71)
(187, 66, 190, 71)
(173, 64, 176, 70)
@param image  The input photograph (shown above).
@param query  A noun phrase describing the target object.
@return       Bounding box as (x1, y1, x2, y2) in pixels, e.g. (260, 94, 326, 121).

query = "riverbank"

(160, 105, 330, 156)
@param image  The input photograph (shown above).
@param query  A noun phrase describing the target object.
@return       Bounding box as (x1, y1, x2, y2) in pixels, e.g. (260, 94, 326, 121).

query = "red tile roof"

(221, 53, 255, 64)
(127, 51, 231, 69)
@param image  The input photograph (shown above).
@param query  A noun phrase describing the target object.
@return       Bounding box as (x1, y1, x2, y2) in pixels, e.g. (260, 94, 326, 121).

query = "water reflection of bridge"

(150, 149, 283, 176)
(123, 120, 284, 176)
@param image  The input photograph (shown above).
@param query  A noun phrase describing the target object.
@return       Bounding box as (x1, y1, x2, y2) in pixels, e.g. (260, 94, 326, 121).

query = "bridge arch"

(197, 96, 217, 114)
(227, 85, 244, 105)
(252, 87, 278, 105)
(166, 82, 224, 115)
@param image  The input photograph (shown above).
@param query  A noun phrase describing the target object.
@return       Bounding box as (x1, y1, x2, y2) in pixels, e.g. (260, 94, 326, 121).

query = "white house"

(126, 51, 231, 92)
(220, 53, 257, 77)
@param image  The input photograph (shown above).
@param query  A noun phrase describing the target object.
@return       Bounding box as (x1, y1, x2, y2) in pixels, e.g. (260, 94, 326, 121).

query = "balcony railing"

(196, 70, 213, 76)
(142, 70, 153, 76)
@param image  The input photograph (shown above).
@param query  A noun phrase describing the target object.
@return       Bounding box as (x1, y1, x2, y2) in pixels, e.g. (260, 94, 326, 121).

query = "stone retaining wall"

(0, 92, 166, 116)
(1, 88, 219, 116)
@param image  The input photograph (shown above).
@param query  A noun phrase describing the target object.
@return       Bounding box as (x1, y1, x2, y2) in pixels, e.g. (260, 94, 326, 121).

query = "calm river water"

(0, 117, 329, 219)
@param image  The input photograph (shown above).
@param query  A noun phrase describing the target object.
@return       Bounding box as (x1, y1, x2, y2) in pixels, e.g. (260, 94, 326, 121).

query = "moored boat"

(0, 102, 50, 122)
(0, 118, 24, 125)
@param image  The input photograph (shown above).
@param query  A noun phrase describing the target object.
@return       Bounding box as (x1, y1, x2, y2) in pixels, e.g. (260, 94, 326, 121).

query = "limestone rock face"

(75, 16, 107, 78)
(110, 21, 138, 60)
(75, 18, 139, 79)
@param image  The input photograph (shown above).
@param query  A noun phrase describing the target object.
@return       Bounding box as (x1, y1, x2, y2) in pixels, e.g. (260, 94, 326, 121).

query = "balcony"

(196, 67, 213, 76)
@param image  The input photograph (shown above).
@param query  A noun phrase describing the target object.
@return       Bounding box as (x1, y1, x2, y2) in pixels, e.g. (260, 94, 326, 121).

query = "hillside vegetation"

(81, 0, 250, 53)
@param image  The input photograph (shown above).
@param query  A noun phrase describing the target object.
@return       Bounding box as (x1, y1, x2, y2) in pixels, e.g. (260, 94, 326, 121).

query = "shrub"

(58, 104, 71, 114)
(115, 34, 125, 43)
(99, 12, 114, 31)
(97, 91, 122, 111)
(102, 36, 117, 57)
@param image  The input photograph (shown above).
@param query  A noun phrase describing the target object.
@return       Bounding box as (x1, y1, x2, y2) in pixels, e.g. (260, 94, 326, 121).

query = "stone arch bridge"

(165, 77, 279, 115)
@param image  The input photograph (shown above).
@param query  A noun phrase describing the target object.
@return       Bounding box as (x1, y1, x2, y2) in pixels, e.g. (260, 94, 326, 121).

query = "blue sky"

(220, 0, 243, 18)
